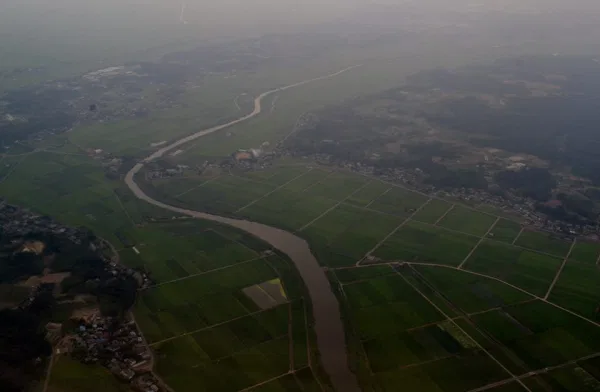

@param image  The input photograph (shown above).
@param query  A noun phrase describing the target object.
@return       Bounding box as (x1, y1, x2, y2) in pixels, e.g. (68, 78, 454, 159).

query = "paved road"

(124, 66, 362, 392)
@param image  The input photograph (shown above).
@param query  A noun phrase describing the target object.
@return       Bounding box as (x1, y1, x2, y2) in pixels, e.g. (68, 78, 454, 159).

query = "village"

(139, 141, 598, 242)
(62, 311, 164, 392)
(0, 200, 163, 391)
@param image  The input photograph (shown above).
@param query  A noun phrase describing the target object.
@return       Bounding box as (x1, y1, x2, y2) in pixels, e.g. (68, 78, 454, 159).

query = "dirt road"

(125, 66, 362, 392)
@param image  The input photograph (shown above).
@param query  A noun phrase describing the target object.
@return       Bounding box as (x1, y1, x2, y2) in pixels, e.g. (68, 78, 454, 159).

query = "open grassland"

(462, 240, 564, 297)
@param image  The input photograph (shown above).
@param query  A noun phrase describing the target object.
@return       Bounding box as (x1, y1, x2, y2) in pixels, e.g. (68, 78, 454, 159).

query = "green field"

(462, 240, 563, 297)
(373, 221, 480, 266)
(0, 147, 141, 246)
(569, 241, 600, 264)
(413, 265, 533, 313)
(514, 230, 573, 258)
(334, 263, 600, 391)
(122, 222, 261, 283)
(47, 356, 130, 392)
(411, 199, 453, 224)
(135, 258, 278, 343)
(134, 242, 321, 392)
(366, 187, 429, 217)
(302, 203, 403, 267)
(490, 219, 523, 244)
(437, 206, 498, 237)
(468, 300, 600, 370)
(341, 272, 445, 340)
(548, 259, 600, 319)
(334, 265, 395, 284)
(522, 364, 600, 391)
(154, 303, 299, 392)
(337, 267, 524, 391)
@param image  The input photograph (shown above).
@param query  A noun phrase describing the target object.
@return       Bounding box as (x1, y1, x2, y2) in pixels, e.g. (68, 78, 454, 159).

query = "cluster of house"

(145, 164, 190, 180)
(279, 152, 598, 238)
(0, 201, 84, 242)
(69, 312, 163, 391)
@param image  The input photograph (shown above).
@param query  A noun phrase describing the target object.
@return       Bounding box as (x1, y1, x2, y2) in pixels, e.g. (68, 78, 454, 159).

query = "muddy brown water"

(124, 66, 362, 392)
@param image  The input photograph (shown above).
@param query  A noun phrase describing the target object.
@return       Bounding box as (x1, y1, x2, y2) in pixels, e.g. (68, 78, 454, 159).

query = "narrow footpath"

(124, 66, 363, 392)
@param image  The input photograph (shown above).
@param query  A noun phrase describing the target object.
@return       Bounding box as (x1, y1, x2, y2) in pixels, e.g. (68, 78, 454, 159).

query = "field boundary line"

(298, 180, 374, 232)
(302, 298, 312, 370)
(392, 266, 532, 392)
(458, 217, 500, 269)
(409, 262, 538, 298)
(339, 272, 398, 287)
(236, 168, 314, 213)
(240, 366, 310, 392)
(300, 170, 336, 193)
(364, 187, 392, 209)
(409, 262, 600, 329)
(433, 204, 455, 225)
(270, 95, 279, 113)
(330, 269, 375, 376)
(544, 238, 577, 300)
(130, 311, 175, 392)
(332, 204, 568, 261)
(468, 350, 600, 392)
(512, 227, 524, 245)
(364, 198, 432, 257)
(398, 353, 460, 370)
(336, 261, 600, 331)
(280, 112, 307, 144)
(113, 190, 137, 227)
(210, 228, 262, 256)
(358, 297, 540, 347)
(143, 256, 266, 290)
(347, 169, 527, 222)
(193, 334, 288, 368)
(0, 154, 28, 185)
(227, 173, 278, 188)
(41, 347, 56, 392)
(175, 175, 220, 197)
(149, 305, 284, 346)
(288, 302, 294, 372)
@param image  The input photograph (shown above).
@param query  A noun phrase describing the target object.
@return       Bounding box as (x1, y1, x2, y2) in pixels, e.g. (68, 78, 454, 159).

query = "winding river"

(125, 66, 362, 392)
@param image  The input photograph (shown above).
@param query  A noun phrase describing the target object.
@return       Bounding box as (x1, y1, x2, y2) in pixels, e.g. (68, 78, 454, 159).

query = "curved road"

(125, 66, 362, 392)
